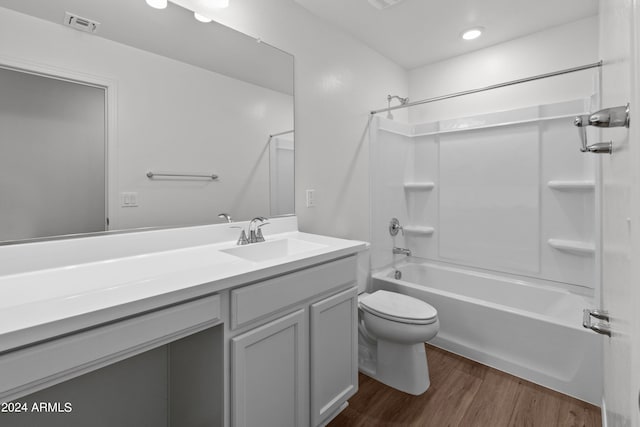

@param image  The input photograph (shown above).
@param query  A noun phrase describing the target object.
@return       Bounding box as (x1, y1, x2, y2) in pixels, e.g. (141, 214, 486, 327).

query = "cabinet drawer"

(231, 256, 356, 329)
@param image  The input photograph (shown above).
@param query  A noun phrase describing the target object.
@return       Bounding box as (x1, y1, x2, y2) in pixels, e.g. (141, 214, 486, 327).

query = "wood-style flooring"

(329, 345, 601, 427)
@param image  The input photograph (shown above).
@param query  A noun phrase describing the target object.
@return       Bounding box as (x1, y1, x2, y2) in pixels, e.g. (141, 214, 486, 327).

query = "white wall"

(408, 17, 599, 123)
(206, 0, 408, 240)
(0, 6, 293, 231)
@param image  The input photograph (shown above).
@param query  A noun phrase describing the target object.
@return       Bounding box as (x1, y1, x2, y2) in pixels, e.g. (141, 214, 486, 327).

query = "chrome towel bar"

(146, 171, 218, 180)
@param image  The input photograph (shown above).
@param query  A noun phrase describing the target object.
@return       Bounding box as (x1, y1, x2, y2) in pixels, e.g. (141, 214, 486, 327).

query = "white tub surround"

(370, 99, 599, 291)
(0, 216, 364, 427)
(373, 260, 601, 405)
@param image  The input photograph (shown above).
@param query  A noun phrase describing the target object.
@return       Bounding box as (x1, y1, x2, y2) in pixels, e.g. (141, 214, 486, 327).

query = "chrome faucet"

(392, 247, 411, 256)
(218, 213, 233, 223)
(232, 217, 270, 245)
(248, 217, 269, 243)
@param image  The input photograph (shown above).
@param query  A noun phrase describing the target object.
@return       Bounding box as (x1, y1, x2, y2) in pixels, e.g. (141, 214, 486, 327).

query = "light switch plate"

(121, 192, 138, 207)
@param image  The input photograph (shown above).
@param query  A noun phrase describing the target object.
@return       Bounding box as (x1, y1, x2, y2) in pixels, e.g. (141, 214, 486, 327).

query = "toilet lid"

(360, 290, 437, 324)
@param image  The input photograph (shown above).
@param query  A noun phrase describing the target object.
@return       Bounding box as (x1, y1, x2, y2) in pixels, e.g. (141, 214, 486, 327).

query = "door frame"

(629, 1, 640, 425)
(0, 54, 118, 232)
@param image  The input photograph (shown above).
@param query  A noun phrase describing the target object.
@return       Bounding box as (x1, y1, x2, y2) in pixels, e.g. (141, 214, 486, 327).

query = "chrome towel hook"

(589, 103, 630, 128)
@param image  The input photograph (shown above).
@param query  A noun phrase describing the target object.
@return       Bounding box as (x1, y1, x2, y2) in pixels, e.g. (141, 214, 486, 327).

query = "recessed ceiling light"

(461, 27, 484, 41)
(145, 0, 167, 9)
(194, 12, 212, 22)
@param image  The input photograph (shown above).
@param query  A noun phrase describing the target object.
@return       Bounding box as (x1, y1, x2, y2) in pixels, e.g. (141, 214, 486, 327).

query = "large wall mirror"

(0, 0, 294, 244)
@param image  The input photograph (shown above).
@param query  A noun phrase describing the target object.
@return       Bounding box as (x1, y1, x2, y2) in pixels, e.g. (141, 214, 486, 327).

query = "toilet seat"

(360, 290, 437, 325)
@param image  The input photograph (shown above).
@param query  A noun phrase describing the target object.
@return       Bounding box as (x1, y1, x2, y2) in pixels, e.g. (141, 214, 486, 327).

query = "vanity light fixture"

(461, 27, 484, 40)
(194, 12, 212, 22)
(145, 0, 168, 9)
(194, 0, 228, 22)
(145, 0, 229, 22)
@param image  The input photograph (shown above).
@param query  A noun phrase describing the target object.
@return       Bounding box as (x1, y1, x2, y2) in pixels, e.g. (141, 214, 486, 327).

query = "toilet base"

(364, 340, 430, 395)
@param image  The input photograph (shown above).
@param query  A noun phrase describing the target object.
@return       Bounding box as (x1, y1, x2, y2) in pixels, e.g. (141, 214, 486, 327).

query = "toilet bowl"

(358, 290, 439, 395)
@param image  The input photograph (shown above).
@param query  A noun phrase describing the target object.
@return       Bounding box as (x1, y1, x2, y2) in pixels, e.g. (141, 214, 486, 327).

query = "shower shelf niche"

(403, 226, 435, 236)
(547, 239, 595, 256)
(403, 182, 435, 191)
(547, 180, 595, 191)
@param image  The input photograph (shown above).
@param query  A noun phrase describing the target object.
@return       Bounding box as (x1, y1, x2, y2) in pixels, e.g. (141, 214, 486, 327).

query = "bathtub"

(372, 260, 602, 405)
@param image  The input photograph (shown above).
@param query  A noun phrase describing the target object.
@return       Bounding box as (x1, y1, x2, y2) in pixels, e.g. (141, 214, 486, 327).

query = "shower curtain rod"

(370, 60, 603, 115)
(269, 129, 294, 138)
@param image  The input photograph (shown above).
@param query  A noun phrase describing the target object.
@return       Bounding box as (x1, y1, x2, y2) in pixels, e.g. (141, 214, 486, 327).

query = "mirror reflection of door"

(0, 67, 106, 242)
(269, 134, 294, 217)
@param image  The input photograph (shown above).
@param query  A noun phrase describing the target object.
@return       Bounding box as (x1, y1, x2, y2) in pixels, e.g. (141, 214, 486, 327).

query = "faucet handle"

(236, 229, 249, 245)
(230, 226, 249, 245)
(256, 222, 270, 242)
(389, 218, 404, 236)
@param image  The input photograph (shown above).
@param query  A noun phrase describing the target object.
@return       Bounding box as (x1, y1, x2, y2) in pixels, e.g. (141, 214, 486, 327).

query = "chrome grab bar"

(573, 104, 630, 154)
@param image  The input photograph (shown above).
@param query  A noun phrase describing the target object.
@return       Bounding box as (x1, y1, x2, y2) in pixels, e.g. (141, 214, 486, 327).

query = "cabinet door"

(310, 287, 358, 426)
(231, 309, 308, 427)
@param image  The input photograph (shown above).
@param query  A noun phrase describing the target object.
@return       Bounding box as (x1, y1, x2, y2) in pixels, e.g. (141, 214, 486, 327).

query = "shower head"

(385, 94, 409, 120)
(388, 95, 409, 105)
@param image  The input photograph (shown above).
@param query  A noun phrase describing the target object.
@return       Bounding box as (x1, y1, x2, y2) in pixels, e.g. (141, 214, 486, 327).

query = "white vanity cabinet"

(310, 287, 358, 426)
(229, 256, 359, 427)
(0, 222, 366, 427)
(231, 309, 308, 427)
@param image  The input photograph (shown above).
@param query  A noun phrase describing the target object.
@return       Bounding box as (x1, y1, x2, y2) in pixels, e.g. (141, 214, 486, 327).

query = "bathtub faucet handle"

(389, 218, 404, 236)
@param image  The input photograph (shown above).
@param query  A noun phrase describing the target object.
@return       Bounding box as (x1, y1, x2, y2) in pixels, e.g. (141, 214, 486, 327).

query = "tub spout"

(392, 247, 411, 256)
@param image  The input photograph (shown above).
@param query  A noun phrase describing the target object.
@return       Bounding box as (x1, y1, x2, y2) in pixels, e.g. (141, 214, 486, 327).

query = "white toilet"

(358, 288, 439, 395)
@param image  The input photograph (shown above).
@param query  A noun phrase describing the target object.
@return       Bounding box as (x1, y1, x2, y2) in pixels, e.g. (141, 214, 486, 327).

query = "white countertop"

(0, 220, 366, 353)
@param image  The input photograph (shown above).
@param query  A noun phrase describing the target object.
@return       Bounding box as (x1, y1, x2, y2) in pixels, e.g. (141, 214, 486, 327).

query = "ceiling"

(0, 0, 599, 85)
(293, 0, 599, 69)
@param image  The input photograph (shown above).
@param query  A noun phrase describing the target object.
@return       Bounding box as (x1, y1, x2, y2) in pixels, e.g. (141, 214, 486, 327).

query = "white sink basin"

(221, 238, 326, 262)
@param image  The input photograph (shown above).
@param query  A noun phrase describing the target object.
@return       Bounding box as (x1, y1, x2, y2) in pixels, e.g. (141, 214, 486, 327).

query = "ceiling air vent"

(64, 12, 100, 34)
(367, 0, 404, 10)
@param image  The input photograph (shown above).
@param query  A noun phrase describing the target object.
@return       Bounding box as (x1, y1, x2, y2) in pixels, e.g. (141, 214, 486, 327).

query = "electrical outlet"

(306, 189, 316, 207)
